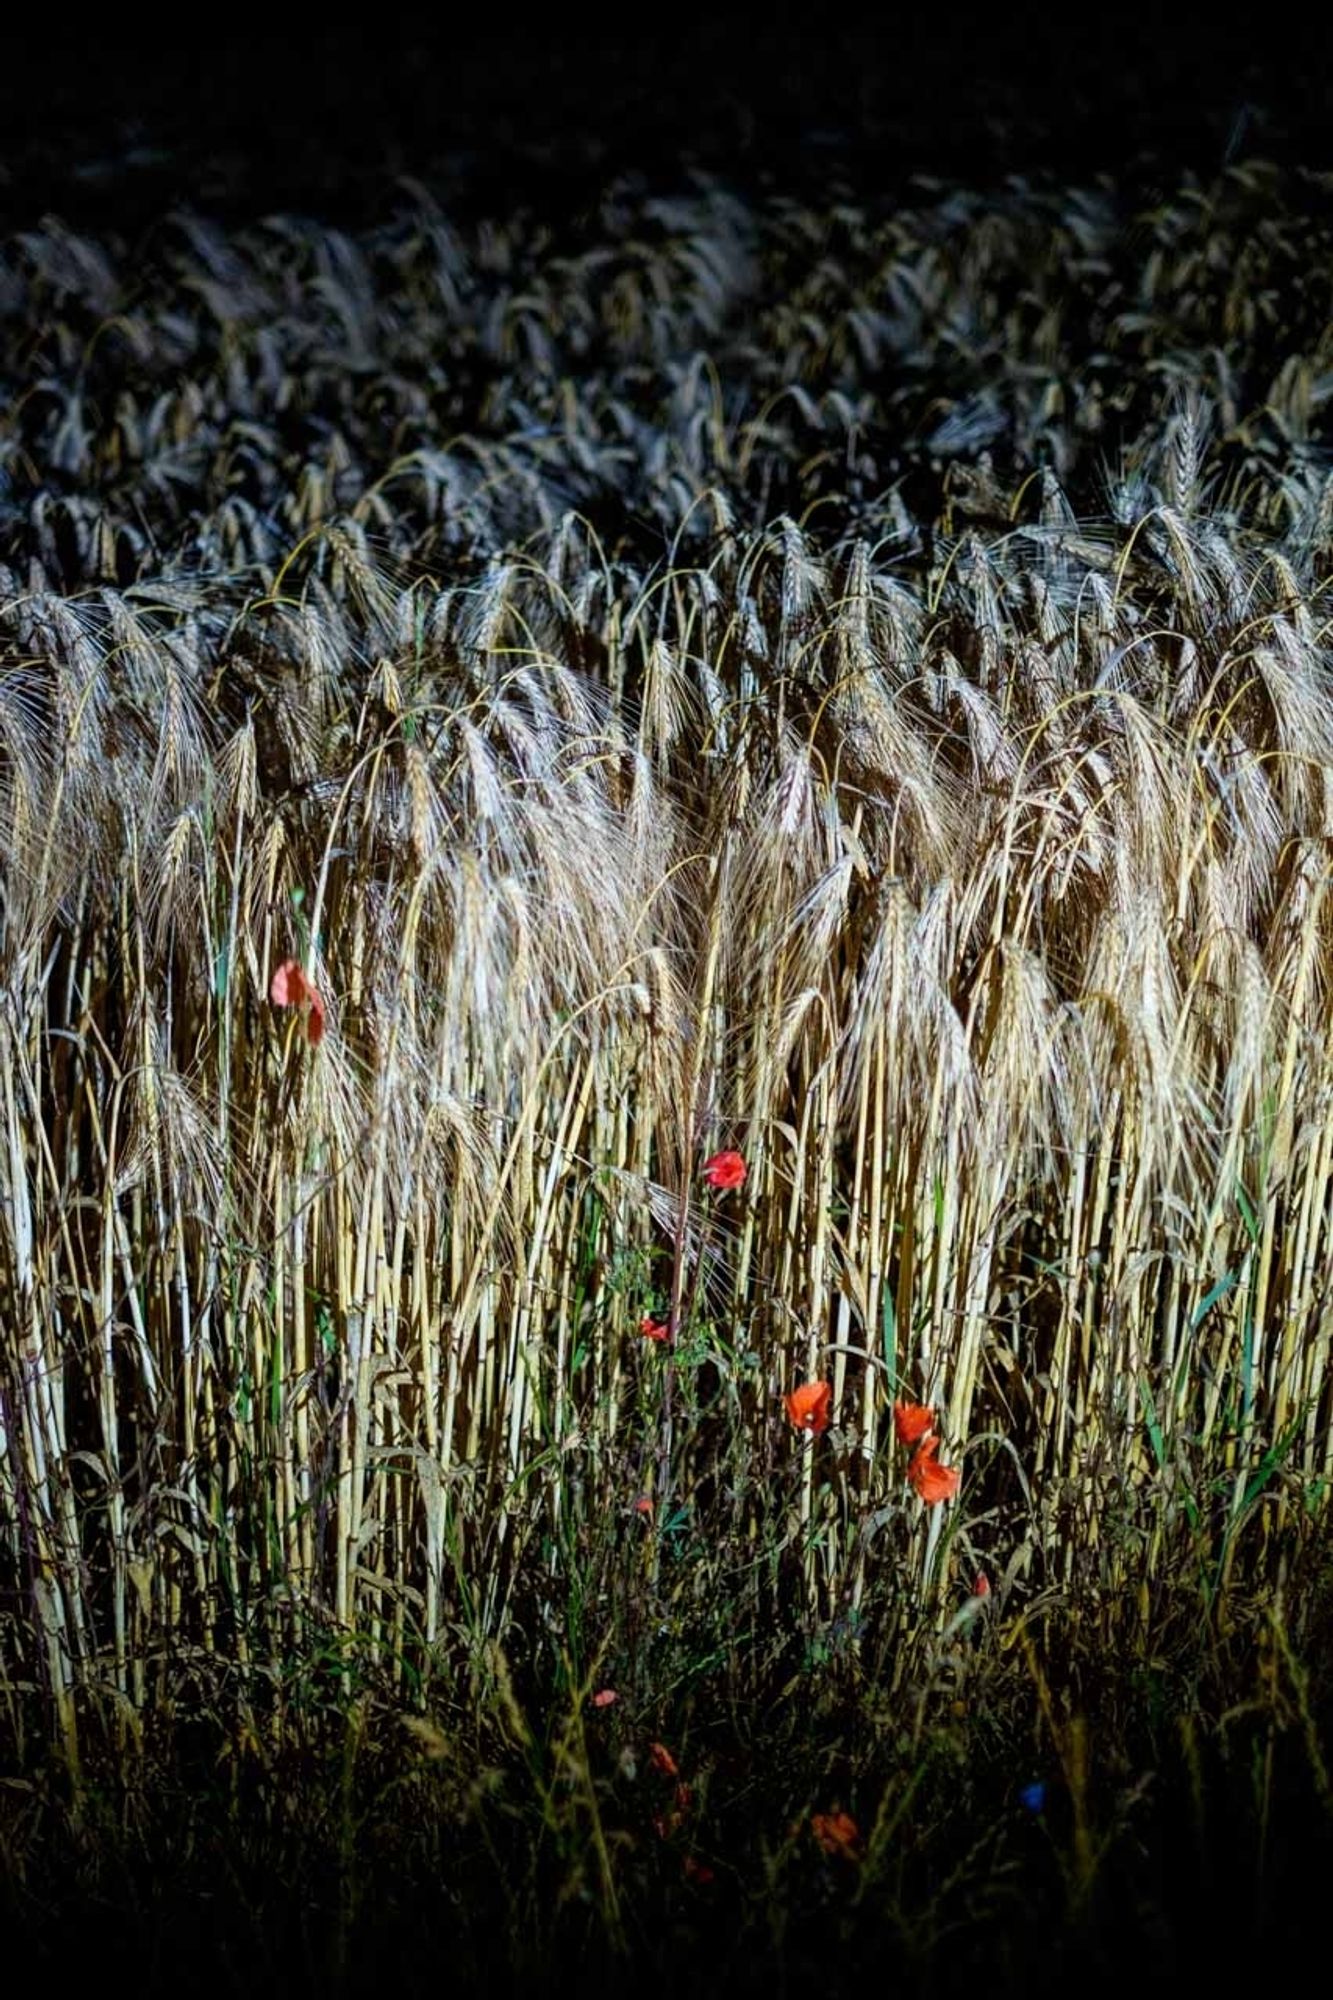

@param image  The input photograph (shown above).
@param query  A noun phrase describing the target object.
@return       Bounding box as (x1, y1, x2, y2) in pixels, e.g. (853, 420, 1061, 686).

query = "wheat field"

(2, 150, 1333, 1990)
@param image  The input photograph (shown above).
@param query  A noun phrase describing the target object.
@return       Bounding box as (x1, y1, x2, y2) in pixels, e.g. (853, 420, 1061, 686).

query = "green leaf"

(1234, 1179, 1261, 1246)
(1139, 1374, 1166, 1470)
(1191, 1270, 1237, 1330)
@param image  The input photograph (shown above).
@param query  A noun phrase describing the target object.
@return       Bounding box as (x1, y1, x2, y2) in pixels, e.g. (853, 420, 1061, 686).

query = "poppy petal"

(271, 958, 326, 1045)
(784, 1380, 832, 1434)
(906, 1432, 960, 1504)
(811, 1810, 862, 1860)
(270, 958, 309, 1007)
(892, 1400, 935, 1447)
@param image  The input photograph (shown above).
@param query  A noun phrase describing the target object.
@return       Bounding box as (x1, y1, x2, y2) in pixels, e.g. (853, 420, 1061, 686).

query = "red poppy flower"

(648, 1741, 680, 1779)
(701, 1149, 746, 1190)
(973, 1572, 991, 1597)
(681, 1853, 715, 1885)
(784, 1379, 832, 1435)
(811, 1810, 862, 1861)
(907, 1432, 960, 1504)
(634, 1495, 654, 1519)
(892, 1400, 935, 1448)
(592, 1688, 619, 1708)
(640, 1315, 671, 1342)
(270, 958, 326, 1046)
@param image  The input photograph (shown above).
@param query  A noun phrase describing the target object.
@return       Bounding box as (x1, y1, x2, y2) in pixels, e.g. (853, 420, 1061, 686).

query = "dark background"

(2, 14, 1330, 223)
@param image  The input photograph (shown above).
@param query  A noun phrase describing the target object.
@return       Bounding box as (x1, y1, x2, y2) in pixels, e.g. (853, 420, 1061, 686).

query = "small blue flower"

(1018, 1781, 1047, 1814)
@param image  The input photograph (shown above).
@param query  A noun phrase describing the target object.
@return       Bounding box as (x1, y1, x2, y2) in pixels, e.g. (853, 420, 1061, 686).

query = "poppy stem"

(655, 1138, 694, 1544)
(655, 859, 725, 1562)
(923, 1495, 944, 1600)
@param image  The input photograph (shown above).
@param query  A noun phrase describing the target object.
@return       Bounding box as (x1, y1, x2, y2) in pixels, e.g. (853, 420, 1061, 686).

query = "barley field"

(3, 73, 1333, 1993)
